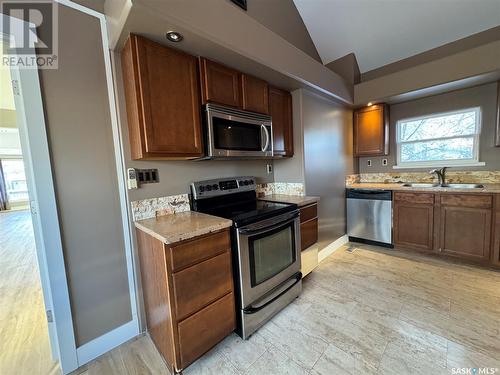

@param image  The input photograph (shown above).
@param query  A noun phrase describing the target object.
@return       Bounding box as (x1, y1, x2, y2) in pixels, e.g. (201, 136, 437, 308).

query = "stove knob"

(249, 179, 254, 185)
(239, 180, 244, 186)
(199, 185, 205, 192)
(243, 180, 249, 185)
(206, 184, 212, 191)
(212, 184, 219, 190)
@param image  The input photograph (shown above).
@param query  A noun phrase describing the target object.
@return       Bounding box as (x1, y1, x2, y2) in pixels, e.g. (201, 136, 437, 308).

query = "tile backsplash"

(131, 194, 190, 221)
(256, 182, 304, 197)
(131, 181, 305, 221)
(346, 170, 500, 185)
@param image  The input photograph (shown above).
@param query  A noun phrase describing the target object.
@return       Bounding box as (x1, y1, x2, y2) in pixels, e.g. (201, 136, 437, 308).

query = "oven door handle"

(261, 124, 270, 152)
(243, 272, 302, 314)
(237, 212, 299, 235)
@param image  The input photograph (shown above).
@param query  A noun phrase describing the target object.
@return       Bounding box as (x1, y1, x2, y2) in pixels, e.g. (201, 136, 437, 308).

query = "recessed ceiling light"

(367, 102, 373, 106)
(166, 31, 183, 42)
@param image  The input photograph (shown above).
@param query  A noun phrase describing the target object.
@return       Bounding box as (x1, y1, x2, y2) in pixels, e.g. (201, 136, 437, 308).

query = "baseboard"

(318, 234, 349, 263)
(76, 319, 139, 366)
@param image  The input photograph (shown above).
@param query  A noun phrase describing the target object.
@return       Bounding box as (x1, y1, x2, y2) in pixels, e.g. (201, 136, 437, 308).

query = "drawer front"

(440, 194, 492, 209)
(169, 230, 230, 272)
(172, 252, 233, 320)
(394, 192, 434, 204)
(177, 292, 236, 369)
(301, 218, 318, 250)
(300, 203, 317, 223)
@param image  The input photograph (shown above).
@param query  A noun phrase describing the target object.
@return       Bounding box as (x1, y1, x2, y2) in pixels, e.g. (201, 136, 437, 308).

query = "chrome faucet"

(430, 167, 448, 185)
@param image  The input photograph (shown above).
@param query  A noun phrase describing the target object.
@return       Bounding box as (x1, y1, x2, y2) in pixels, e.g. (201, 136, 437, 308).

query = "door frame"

(0, 14, 78, 374)
(2, 0, 141, 372)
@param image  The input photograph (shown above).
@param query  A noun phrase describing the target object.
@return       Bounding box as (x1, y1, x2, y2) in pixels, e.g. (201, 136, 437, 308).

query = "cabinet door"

(353, 104, 389, 156)
(241, 74, 269, 114)
(199, 58, 241, 108)
(439, 194, 493, 261)
(440, 206, 491, 261)
(393, 192, 434, 251)
(269, 86, 293, 157)
(121, 35, 203, 159)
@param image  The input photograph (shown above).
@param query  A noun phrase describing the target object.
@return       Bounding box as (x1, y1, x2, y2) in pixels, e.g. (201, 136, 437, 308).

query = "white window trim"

(394, 107, 484, 169)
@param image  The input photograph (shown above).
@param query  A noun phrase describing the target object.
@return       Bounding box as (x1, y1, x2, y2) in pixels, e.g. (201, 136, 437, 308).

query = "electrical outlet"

(382, 159, 388, 166)
(266, 164, 273, 174)
(367, 160, 372, 167)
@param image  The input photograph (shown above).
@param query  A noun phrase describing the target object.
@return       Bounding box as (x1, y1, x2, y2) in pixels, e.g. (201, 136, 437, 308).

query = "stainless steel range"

(190, 177, 302, 339)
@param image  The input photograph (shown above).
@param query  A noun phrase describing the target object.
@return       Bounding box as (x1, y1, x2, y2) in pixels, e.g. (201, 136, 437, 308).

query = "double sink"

(402, 183, 485, 189)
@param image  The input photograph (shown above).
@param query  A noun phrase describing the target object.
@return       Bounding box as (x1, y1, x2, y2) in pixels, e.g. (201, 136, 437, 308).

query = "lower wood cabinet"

(136, 228, 235, 372)
(393, 192, 435, 251)
(300, 203, 318, 251)
(393, 191, 499, 266)
(439, 194, 492, 261)
(493, 195, 500, 266)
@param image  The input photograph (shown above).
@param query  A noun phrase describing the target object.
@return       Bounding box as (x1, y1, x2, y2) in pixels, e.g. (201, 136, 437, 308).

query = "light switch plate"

(266, 164, 273, 174)
(367, 160, 372, 167)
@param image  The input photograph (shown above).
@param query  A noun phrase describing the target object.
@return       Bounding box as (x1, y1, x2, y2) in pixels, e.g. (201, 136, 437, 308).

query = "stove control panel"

(191, 176, 256, 199)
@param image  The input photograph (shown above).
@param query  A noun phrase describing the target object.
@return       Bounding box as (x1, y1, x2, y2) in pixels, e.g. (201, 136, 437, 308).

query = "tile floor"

(80, 243, 500, 375)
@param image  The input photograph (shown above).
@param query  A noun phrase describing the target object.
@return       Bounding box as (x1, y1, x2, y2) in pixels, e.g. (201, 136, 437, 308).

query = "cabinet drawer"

(172, 252, 233, 320)
(394, 192, 434, 204)
(301, 218, 318, 250)
(177, 292, 236, 369)
(441, 194, 492, 209)
(169, 230, 230, 272)
(300, 203, 317, 223)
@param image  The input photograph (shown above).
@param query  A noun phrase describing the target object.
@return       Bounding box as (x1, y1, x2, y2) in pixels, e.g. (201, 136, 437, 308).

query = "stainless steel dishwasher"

(346, 189, 393, 247)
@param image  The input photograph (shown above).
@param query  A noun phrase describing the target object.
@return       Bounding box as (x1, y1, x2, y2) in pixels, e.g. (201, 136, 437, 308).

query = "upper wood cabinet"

(269, 86, 293, 157)
(241, 74, 269, 114)
(439, 194, 492, 262)
(121, 35, 203, 160)
(199, 57, 241, 108)
(199, 58, 271, 115)
(393, 192, 435, 251)
(353, 104, 389, 156)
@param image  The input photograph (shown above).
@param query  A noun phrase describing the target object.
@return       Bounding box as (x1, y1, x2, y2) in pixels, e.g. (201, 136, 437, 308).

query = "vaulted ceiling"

(293, 0, 500, 73)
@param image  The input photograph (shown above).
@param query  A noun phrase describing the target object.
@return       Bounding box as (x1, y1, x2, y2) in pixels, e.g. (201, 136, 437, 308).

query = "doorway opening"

(0, 42, 58, 374)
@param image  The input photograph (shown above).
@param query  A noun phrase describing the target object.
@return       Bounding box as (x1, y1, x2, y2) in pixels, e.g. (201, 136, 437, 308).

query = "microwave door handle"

(261, 124, 270, 152)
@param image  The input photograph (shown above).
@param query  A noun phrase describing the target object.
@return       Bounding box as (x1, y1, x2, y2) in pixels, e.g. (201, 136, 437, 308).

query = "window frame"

(394, 107, 484, 169)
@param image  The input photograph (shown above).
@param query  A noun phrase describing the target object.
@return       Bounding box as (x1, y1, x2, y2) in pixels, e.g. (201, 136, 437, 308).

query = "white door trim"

(54, 0, 140, 365)
(0, 14, 78, 374)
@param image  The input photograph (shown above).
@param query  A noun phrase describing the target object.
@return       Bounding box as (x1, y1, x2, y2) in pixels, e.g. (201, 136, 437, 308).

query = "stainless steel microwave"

(204, 104, 273, 159)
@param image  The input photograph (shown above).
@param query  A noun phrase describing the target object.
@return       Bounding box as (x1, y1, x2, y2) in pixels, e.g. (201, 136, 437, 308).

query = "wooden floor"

(0, 210, 58, 375)
(79, 242, 500, 375)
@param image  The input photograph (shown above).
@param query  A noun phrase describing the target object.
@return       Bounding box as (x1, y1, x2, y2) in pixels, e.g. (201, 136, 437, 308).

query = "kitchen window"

(395, 107, 484, 169)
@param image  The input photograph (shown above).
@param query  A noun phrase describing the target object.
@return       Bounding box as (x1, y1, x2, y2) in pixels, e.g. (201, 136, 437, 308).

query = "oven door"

(206, 105, 273, 158)
(236, 210, 301, 308)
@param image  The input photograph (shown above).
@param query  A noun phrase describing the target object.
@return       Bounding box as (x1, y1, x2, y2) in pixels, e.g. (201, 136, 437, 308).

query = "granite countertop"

(135, 211, 232, 245)
(259, 194, 320, 207)
(346, 183, 500, 194)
